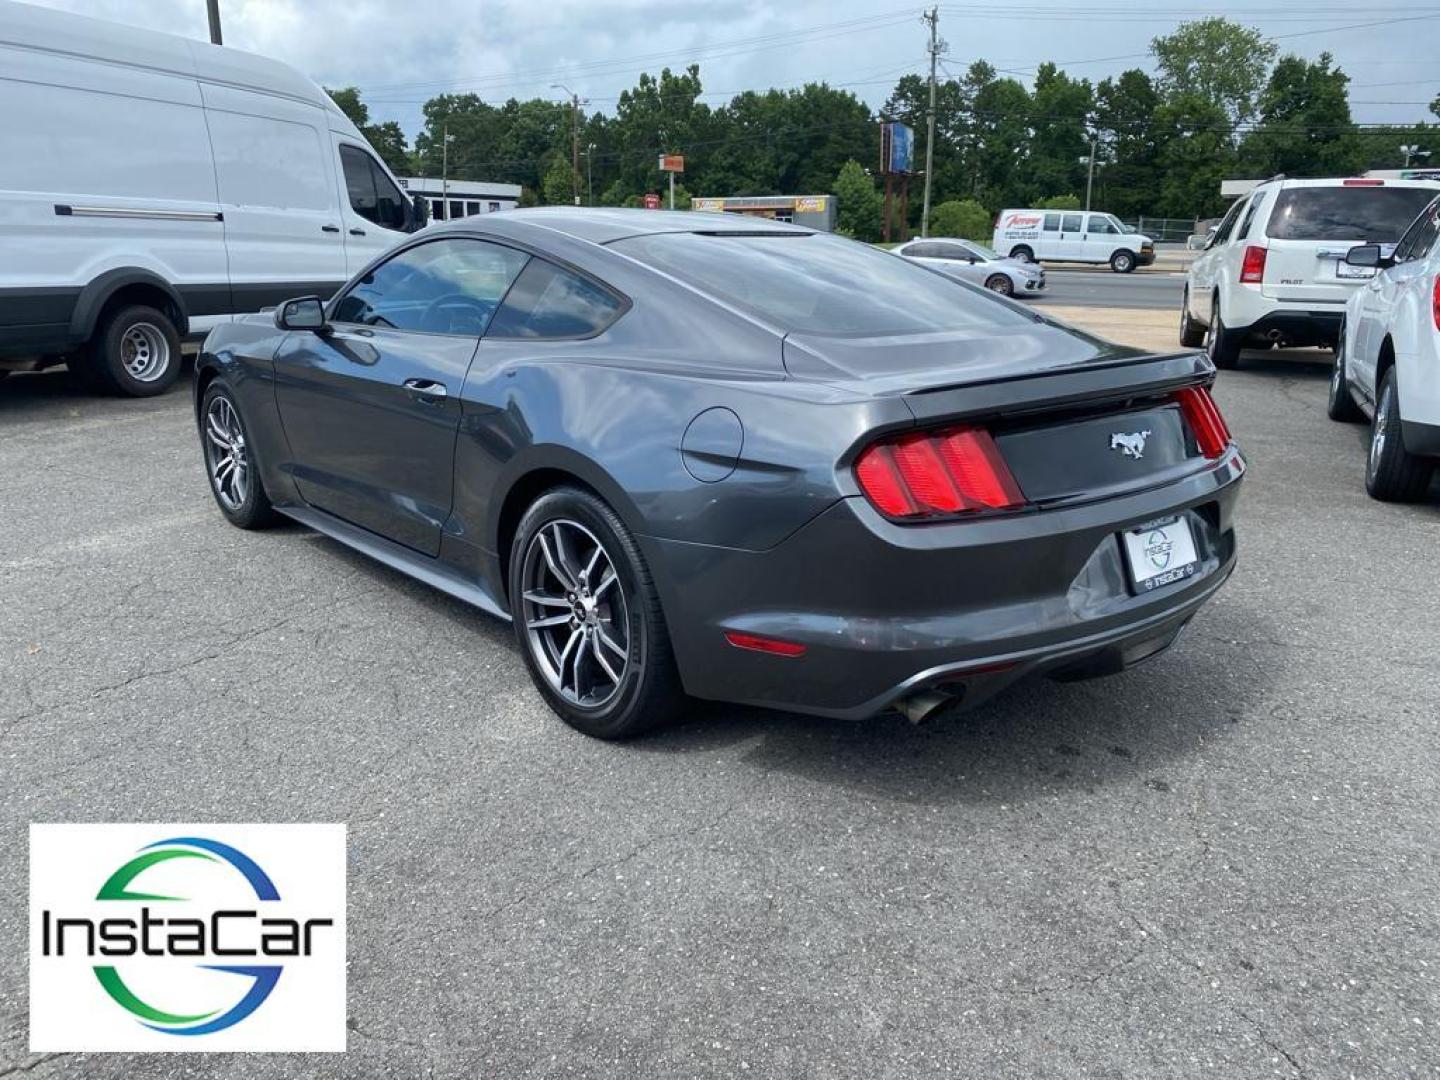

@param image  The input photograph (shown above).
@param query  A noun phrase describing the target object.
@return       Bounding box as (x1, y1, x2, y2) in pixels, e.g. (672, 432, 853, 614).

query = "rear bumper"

(1236, 309, 1343, 347)
(643, 449, 1244, 718)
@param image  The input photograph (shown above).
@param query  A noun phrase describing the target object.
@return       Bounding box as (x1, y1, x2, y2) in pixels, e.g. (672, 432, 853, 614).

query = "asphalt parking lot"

(2, 337, 1439, 1078)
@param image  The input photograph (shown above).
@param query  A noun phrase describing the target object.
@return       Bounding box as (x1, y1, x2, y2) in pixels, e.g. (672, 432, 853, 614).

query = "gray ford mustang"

(194, 208, 1244, 739)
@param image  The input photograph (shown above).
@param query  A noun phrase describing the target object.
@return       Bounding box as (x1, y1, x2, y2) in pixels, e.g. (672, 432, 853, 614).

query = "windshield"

(1103, 214, 1127, 234)
(611, 232, 1033, 336)
(1266, 186, 1437, 243)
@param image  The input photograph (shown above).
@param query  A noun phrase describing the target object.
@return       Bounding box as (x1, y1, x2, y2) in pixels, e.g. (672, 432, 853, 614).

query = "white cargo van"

(0, 0, 425, 395)
(992, 209, 1154, 273)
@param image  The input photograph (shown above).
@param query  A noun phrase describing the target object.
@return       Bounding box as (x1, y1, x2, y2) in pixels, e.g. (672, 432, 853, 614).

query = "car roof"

(433, 207, 815, 246)
(1256, 177, 1440, 190)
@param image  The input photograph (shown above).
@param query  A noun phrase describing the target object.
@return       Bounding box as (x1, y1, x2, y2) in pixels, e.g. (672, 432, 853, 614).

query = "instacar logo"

(30, 824, 345, 1053)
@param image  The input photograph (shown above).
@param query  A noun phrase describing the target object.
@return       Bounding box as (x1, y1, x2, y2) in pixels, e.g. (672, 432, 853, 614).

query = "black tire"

(1179, 290, 1206, 347)
(1010, 245, 1034, 263)
(1326, 332, 1364, 423)
(984, 273, 1014, 297)
(1110, 249, 1136, 274)
(509, 486, 687, 739)
(1205, 296, 1242, 370)
(199, 380, 279, 529)
(1365, 369, 1433, 502)
(85, 305, 182, 397)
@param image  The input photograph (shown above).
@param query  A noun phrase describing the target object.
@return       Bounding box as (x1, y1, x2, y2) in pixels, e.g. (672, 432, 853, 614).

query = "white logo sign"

(30, 824, 346, 1053)
(1109, 430, 1151, 459)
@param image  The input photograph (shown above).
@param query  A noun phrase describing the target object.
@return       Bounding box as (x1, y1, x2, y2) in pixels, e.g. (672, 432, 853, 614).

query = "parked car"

(195, 209, 1243, 740)
(1181, 176, 1439, 369)
(993, 209, 1154, 272)
(0, 0, 424, 397)
(893, 238, 1046, 297)
(1329, 194, 1440, 501)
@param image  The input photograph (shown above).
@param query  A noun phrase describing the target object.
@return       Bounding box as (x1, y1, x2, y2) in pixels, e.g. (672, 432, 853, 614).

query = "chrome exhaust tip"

(897, 689, 958, 726)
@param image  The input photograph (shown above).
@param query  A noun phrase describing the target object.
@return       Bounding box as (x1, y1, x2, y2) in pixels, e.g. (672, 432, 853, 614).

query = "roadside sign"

(658, 154, 684, 173)
(643, 193, 661, 210)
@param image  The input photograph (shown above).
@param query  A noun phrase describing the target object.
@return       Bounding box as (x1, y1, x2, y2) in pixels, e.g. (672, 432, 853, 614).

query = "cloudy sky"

(29, 0, 1440, 139)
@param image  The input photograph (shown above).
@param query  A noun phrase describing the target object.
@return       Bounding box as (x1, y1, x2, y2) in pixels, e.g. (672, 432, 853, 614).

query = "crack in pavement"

(1234, 1007, 1309, 1078)
(0, 1053, 68, 1078)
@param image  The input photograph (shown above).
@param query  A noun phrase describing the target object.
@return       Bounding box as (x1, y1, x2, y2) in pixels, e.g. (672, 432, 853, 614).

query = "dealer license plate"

(1335, 260, 1373, 279)
(1122, 517, 1199, 592)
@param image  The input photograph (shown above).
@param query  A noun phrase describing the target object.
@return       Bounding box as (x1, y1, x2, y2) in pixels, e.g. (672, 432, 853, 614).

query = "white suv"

(1329, 194, 1440, 501)
(1181, 177, 1439, 368)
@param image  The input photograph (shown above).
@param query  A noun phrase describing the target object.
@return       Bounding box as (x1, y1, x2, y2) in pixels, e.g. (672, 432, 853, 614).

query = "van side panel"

(0, 39, 226, 353)
(201, 84, 348, 311)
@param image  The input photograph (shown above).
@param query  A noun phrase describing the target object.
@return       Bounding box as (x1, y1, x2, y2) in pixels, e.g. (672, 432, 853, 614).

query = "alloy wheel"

(120, 322, 170, 382)
(1370, 383, 1390, 478)
(520, 519, 631, 708)
(204, 396, 251, 512)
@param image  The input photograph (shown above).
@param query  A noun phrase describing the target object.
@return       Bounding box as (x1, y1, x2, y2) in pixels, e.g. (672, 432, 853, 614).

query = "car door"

(333, 139, 412, 276)
(929, 241, 987, 284)
(1036, 213, 1062, 260)
(1055, 213, 1085, 262)
(1188, 196, 1248, 320)
(1082, 213, 1119, 262)
(1353, 203, 1440, 401)
(272, 236, 530, 555)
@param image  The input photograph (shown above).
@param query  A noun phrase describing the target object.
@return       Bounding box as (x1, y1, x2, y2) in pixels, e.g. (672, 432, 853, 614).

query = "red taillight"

(724, 631, 806, 657)
(1343, 178, 1384, 186)
(1176, 386, 1232, 459)
(1433, 274, 1440, 332)
(1240, 245, 1267, 284)
(855, 427, 1025, 519)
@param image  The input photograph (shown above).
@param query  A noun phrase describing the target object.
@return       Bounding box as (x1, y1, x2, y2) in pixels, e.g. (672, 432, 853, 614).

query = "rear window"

(1266, 186, 1437, 243)
(610, 232, 1031, 336)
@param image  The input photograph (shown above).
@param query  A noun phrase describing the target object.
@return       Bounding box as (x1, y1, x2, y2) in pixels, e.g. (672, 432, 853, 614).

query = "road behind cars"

(2, 357, 1439, 1077)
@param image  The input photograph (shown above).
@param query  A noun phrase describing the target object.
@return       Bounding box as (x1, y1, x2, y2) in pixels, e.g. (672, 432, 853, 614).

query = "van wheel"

(1010, 245, 1034, 263)
(1205, 298, 1242, 370)
(1110, 250, 1136, 274)
(1365, 369, 1433, 502)
(1179, 290, 1206, 347)
(87, 305, 182, 397)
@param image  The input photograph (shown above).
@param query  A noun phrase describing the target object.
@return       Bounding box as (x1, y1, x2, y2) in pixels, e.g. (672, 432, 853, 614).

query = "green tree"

(1154, 93, 1235, 218)
(541, 154, 575, 205)
(833, 159, 882, 242)
(1239, 54, 1363, 177)
(1027, 63, 1093, 203)
(1093, 70, 1162, 217)
(325, 86, 411, 173)
(1038, 194, 1081, 210)
(971, 77, 1034, 211)
(1150, 18, 1277, 127)
(929, 199, 992, 240)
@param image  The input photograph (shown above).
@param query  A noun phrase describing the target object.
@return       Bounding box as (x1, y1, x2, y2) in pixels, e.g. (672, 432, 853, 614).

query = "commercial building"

(691, 195, 837, 231)
(398, 177, 521, 221)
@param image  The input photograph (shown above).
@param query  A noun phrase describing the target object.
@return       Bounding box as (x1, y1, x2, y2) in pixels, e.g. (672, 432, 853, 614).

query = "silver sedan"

(894, 238, 1046, 298)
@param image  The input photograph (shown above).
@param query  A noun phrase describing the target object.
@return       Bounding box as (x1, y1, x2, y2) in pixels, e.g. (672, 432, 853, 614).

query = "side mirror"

(1344, 244, 1386, 269)
(275, 296, 330, 334)
(408, 193, 430, 233)
(1202, 226, 1219, 250)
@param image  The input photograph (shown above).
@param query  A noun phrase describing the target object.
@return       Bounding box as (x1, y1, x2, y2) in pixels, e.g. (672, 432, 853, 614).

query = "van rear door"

(1261, 182, 1437, 305)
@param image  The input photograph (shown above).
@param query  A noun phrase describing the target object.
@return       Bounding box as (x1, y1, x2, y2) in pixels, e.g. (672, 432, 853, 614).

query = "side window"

(904, 243, 938, 258)
(935, 243, 974, 260)
(332, 238, 529, 336)
(1061, 213, 1083, 233)
(1237, 193, 1266, 241)
(1393, 201, 1439, 262)
(340, 146, 406, 231)
(1410, 212, 1440, 260)
(1212, 198, 1246, 245)
(1043, 213, 1061, 232)
(487, 259, 626, 339)
(1087, 215, 1116, 235)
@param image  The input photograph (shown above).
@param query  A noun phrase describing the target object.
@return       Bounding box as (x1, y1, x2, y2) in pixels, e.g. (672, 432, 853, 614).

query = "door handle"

(403, 378, 447, 402)
(349, 227, 367, 236)
(321, 224, 340, 233)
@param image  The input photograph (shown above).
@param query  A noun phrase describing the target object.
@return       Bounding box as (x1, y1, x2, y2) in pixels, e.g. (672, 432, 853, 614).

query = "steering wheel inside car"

(420, 294, 495, 336)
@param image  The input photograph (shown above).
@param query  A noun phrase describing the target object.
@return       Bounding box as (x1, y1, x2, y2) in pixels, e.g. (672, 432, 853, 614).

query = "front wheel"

(1327, 333, 1363, 423)
(984, 273, 1014, 297)
(1110, 249, 1136, 274)
(1179, 291, 1205, 347)
(509, 487, 687, 739)
(1365, 369, 1433, 502)
(200, 381, 279, 529)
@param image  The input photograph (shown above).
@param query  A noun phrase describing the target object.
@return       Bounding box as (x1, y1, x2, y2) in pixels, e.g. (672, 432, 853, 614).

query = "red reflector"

(1343, 178, 1384, 186)
(724, 631, 806, 657)
(1176, 386, 1232, 459)
(1432, 273, 1440, 332)
(854, 426, 1026, 520)
(1239, 245, 1267, 284)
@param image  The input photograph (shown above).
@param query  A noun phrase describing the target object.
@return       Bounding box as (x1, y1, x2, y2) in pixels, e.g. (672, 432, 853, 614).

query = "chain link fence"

(1119, 216, 1204, 245)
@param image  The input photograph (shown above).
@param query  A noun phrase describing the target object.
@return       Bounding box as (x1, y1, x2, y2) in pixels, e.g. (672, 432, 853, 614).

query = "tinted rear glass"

(1266, 186, 1437, 243)
(610, 232, 1031, 336)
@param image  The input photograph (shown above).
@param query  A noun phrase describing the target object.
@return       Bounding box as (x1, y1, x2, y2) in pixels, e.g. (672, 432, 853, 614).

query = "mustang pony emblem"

(1110, 430, 1151, 459)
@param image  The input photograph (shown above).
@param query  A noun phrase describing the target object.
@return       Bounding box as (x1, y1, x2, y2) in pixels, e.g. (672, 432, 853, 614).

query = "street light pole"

(1084, 137, 1096, 212)
(586, 142, 596, 206)
(920, 7, 943, 238)
(205, 0, 222, 44)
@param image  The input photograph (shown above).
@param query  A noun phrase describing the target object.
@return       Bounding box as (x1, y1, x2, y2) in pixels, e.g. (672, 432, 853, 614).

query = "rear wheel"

(1179, 290, 1205, 347)
(1009, 245, 1034, 263)
(1205, 297, 1242, 370)
(984, 273, 1014, 297)
(1365, 369, 1433, 502)
(509, 487, 687, 739)
(1327, 332, 1363, 423)
(85, 305, 182, 397)
(1110, 249, 1136, 274)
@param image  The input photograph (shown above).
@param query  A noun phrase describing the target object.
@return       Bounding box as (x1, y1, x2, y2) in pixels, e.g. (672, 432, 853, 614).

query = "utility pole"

(920, 7, 945, 238)
(1083, 137, 1096, 212)
(205, 0, 222, 44)
(440, 122, 450, 208)
(553, 84, 586, 206)
(586, 142, 596, 206)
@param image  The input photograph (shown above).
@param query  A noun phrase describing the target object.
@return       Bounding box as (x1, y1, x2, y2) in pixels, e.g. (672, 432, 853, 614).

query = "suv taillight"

(1240, 245, 1267, 284)
(855, 427, 1025, 519)
(1176, 386, 1232, 459)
